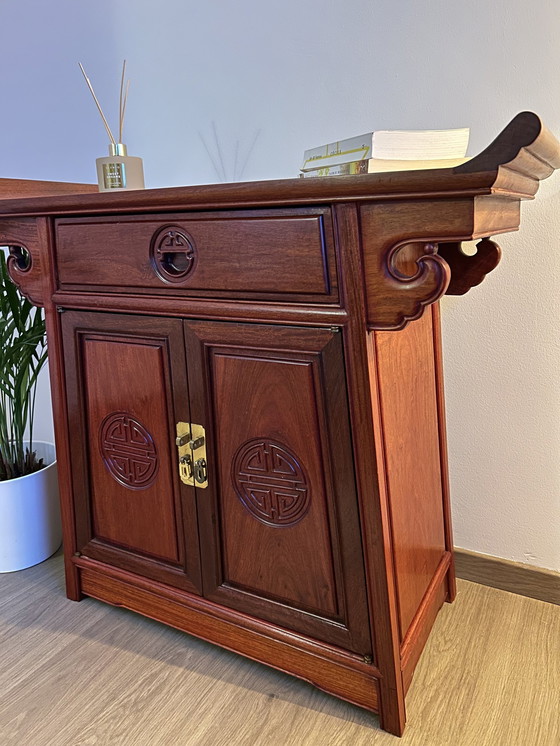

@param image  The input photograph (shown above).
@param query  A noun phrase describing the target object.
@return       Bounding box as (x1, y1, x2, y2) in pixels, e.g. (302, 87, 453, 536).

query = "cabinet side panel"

(373, 311, 446, 640)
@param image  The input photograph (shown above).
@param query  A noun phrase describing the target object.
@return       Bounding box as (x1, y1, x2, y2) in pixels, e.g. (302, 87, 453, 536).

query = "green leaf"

(0, 249, 48, 480)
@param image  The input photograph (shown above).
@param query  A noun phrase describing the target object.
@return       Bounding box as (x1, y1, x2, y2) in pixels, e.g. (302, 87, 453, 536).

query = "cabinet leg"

(378, 683, 406, 737)
(431, 303, 456, 605)
(63, 555, 83, 601)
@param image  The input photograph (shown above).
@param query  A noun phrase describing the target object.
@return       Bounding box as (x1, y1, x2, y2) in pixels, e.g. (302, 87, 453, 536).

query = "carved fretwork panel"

(0, 217, 49, 307)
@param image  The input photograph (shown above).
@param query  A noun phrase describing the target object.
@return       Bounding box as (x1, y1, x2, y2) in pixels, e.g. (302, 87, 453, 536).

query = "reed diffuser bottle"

(96, 143, 144, 192)
(79, 61, 145, 192)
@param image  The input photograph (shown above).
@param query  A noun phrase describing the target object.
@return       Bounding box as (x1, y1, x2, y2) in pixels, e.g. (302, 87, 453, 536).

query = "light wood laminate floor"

(0, 551, 558, 746)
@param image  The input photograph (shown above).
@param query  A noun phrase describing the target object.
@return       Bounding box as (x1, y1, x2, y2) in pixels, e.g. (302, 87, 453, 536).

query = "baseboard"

(454, 548, 559, 606)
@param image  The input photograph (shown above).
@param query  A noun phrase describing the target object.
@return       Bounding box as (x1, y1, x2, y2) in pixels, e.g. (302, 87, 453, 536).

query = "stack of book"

(300, 127, 470, 178)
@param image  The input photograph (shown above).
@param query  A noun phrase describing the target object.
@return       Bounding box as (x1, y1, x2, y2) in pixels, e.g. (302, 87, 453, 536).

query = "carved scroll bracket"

(0, 219, 47, 307)
(371, 237, 502, 329)
(367, 240, 451, 330)
(5, 242, 44, 307)
(438, 238, 502, 295)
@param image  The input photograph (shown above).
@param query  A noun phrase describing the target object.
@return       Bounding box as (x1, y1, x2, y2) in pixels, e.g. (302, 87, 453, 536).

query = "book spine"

(301, 133, 374, 171)
(300, 160, 370, 177)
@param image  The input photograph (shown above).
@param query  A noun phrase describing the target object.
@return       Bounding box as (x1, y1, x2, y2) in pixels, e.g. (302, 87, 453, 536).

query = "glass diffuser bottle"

(96, 143, 144, 192)
(79, 61, 145, 192)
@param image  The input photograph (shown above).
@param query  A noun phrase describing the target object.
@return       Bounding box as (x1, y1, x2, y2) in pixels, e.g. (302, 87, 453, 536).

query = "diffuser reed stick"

(118, 60, 130, 144)
(79, 60, 145, 192)
(78, 62, 116, 145)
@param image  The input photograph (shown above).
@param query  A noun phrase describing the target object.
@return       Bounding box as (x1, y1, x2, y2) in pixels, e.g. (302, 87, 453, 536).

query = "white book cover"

(301, 128, 469, 171)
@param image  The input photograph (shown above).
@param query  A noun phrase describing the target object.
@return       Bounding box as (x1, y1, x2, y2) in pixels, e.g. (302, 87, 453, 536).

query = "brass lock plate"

(176, 422, 208, 488)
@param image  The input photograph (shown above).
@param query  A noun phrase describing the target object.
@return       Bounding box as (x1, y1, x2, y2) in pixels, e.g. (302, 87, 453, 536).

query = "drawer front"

(55, 208, 338, 302)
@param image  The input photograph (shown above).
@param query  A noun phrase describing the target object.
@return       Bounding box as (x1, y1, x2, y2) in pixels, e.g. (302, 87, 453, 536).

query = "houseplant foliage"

(0, 250, 48, 481)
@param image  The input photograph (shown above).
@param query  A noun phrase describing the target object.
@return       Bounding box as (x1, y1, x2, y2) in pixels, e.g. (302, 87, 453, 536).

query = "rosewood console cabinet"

(1, 112, 558, 736)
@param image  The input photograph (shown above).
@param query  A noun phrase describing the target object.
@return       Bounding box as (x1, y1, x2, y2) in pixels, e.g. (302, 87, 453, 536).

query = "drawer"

(55, 208, 338, 303)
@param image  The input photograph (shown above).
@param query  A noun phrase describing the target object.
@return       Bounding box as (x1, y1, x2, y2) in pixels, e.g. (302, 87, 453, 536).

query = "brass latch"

(176, 422, 208, 488)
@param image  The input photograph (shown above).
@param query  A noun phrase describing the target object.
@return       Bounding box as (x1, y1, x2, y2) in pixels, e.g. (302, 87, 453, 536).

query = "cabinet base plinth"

(76, 558, 380, 718)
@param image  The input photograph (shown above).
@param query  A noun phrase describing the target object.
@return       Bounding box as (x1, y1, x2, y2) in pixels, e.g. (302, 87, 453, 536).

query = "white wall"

(1, 0, 558, 571)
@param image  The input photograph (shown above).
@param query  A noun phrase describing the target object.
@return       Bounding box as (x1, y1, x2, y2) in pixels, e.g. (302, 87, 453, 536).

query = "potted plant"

(0, 249, 61, 572)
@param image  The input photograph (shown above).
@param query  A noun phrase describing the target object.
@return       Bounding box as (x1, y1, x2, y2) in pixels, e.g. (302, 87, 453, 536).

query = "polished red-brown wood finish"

(61, 312, 202, 593)
(55, 208, 338, 303)
(1, 112, 558, 737)
(183, 320, 370, 653)
(374, 309, 447, 640)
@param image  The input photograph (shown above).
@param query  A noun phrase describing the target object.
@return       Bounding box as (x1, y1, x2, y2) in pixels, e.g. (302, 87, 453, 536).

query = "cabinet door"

(61, 311, 201, 593)
(184, 320, 371, 655)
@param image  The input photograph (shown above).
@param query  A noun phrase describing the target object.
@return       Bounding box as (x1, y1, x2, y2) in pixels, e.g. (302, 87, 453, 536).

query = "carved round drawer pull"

(160, 250, 191, 275)
(151, 227, 196, 283)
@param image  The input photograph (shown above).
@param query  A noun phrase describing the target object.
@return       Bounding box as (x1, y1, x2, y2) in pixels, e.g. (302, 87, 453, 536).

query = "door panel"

(62, 311, 201, 593)
(214, 352, 338, 615)
(184, 320, 371, 654)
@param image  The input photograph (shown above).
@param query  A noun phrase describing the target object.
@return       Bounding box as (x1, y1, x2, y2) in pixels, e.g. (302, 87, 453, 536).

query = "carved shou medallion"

(151, 226, 196, 283)
(99, 412, 158, 489)
(232, 438, 310, 527)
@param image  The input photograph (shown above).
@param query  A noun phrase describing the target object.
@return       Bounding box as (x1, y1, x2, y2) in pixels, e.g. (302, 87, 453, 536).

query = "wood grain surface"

(0, 177, 95, 199)
(61, 311, 202, 594)
(0, 553, 557, 746)
(55, 208, 338, 304)
(0, 216, 50, 307)
(373, 312, 447, 640)
(183, 320, 371, 653)
(335, 202, 407, 735)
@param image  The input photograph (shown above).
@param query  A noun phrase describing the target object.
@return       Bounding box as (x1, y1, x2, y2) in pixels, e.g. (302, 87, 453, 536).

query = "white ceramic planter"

(0, 441, 62, 572)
